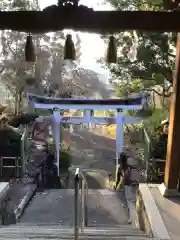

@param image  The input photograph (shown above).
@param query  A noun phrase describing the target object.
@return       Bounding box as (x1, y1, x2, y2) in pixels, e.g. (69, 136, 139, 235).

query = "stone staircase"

(0, 224, 155, 239)
(0, 188, 155, 239)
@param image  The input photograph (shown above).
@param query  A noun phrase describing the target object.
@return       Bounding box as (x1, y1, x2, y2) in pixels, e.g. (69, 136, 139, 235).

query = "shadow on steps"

(67, 169, 113, 189)
(83, 171, 110, 189)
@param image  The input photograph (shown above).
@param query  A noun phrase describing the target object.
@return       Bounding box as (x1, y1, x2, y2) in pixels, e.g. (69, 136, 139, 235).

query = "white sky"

(39, 0, 113, 84)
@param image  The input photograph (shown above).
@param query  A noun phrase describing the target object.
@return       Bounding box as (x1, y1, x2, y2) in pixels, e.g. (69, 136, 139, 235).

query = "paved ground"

(65, 128, 142, 184)
(150, 186, 180, 240)
(67, 129, 116, 175)
(8, 181, 35, 212)
(20, 189, 75, 225)
(18, 125, 141, 225)
(8, 128, 48, 215)
(87, 189, 128, 225)
(20, 189, 129, 226)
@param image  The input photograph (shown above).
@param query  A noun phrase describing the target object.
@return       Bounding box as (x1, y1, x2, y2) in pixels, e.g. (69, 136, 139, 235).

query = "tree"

(0, 0, 111, 116)
(102, 0, 176, 106)
(70, 68, 111, 98)
(0, 0, 51, 114)
(0, 1, 81, 113)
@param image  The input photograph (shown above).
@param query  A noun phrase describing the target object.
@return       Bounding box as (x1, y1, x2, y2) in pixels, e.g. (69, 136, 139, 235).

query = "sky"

(39, 0, 113, 84)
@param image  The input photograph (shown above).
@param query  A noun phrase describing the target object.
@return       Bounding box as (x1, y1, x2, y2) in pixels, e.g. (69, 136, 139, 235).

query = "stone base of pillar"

(158, 183, 180, 197)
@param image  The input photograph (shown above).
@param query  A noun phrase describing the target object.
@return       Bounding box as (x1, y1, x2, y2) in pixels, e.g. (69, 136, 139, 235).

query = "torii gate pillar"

(51, 110, 61, 175)
(116, 109, 124, 165)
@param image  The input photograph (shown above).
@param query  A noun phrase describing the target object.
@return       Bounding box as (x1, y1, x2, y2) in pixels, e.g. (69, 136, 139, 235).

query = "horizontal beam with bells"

(0, 10, 180, 33)
(24, 32, 116, 63)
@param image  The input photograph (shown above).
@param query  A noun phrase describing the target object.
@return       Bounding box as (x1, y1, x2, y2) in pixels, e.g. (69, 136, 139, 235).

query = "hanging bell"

(106, 36, 117, 64)
(25, 34, 36, 62)
(64, 34, 76, 60)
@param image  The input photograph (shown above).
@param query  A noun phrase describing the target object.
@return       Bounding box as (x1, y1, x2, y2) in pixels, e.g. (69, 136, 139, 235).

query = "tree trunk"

(152, 92, 156, 109)
(14, 92, 22, 115)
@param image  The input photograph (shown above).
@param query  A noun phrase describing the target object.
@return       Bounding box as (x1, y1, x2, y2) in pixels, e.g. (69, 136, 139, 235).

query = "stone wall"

(0, 183, 16, 225)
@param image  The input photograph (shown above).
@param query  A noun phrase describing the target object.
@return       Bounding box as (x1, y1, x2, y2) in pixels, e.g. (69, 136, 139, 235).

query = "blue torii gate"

(28, 93, 147, 175)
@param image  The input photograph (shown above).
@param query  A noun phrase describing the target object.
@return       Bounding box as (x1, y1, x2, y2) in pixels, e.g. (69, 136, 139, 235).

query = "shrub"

(0, 127, 21, 156)
(107, 124, 116, 139)
(59, 150, 71, 170)
(8, 113, 39, 127)
(47, 140, 71, 171)
(143, 108, 169, 139)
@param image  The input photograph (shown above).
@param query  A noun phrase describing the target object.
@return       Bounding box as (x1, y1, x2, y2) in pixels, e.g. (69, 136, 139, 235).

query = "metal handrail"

(21, 126, 29, 174)
(74, 167, 88, 240)
(143, 128, 151, 180)
(80, 170, 88, 231)
(74, 168, 80, 240)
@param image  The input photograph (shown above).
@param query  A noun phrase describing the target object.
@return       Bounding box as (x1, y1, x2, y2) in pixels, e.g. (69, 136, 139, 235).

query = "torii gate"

(28, 93, 147, 176)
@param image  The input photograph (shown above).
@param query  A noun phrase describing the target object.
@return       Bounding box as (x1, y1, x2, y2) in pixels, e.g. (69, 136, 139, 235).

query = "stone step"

(0, 226, 145, 236)
(0, 226, 154, 239)
(20, 189, 129, 226)
(0, 225, 151, 240)
(0, 237, 155, 240)
(3, 223, 135, 228)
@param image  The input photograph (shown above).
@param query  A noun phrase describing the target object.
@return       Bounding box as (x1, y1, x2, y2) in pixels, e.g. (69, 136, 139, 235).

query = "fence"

(0, 125, 30, 179)
(142, 127, 166, 182)
(0, 157, 21, 178)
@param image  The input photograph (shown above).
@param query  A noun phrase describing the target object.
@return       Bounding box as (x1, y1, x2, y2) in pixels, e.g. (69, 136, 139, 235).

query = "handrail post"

(84, 184, 88, 226)
(143, 128, 151, 181)
(74, 168, 80, 240)
(81, 178, 85, 232)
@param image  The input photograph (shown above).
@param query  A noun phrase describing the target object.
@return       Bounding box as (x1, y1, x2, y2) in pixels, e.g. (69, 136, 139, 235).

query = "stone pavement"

(150, 185, 180, 240)
(20, 189, 129, 226)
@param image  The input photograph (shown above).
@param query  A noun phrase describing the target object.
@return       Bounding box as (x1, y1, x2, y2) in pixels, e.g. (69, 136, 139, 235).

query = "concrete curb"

(14, 185, 37, 221)
(139, 184, 170, 240)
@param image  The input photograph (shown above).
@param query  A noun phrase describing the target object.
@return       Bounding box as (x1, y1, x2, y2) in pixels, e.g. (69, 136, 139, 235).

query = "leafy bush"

(59, 150, 71, 170)
(61, 123, 70, 129)
(107, 124, 116, 138)
(47, 140, 71, 171)
(0, 127, 22, 156)
(8, 113, 39, 127)
(35, 109, 51, 116)
(143, 107, 169, 139)
(107, 110, 116, 117)
(124, 123, 143, 143)
(124, 107, 154, 118)
(125, 106, 169, 139)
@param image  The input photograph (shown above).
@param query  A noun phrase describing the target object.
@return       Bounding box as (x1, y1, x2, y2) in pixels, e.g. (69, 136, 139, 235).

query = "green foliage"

(61, 123, 70, 129)
(114, 78, 158, 99)
(59, 151, 71, 170)
(143, 108, 169, 139)
(106, 0, 164, 10)
(34, 109, 51, 116)
(103, 0, 175, 102)
(8, 113, 39, 127)
(147, 165, 164, 183)
(107, 110, 116, 117)
(124, 105, 154, 121)
(0, 127, 21, 156)
(47, 140, 71, 171)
